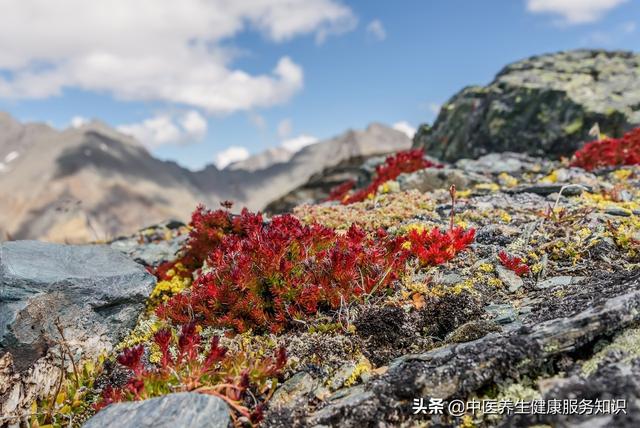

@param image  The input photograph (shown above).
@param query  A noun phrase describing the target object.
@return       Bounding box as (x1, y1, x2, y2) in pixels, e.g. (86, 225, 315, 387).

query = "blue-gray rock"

(536, 275, 585, 290)
(484, 303, 518, 325)
(83, 393, 230, 428)
(0, 240, 155, 371)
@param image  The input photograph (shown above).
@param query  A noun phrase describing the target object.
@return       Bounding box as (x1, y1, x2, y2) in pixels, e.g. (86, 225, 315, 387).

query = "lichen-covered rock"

(109, 220, 188, 267)
(397, 167, 489, 193)
(0, 240, 155, 422)
(414, 50, 640, 161)
(290, 271, 640, 427)
(82, 392, 230, 428)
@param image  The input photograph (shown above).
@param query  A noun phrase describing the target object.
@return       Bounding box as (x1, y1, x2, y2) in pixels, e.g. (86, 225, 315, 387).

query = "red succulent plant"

(571, 127, 640, 171)
(96, 324, 286, 425)
(327, 149, 440, 204)
(498, 250, 529, 276)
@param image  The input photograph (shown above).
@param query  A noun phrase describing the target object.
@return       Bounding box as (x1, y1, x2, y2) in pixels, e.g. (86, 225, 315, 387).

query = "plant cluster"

(327, 149, 439, 204)
(498, 250, 530, 276)
(178, 203, 242, 272)
(31, 357, 105, 428)
(571, 127, 640, 171)
(405, 226, 476, 267)
(156, 198, 475, 334)
(295, 190, 435, 231)
(97, 323, 286, 425)
(157, 211, 409, 333)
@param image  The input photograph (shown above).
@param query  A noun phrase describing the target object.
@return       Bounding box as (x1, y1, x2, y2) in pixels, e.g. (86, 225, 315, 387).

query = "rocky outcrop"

(413, 50, 640, 161)
(0, 241, 155, 422)
(397, 167, 490, 193)
(264, 155, 385, 214)
(109, 220, 188, 267)
(82, 393, 230, 428)
(267, 270, 640, 427)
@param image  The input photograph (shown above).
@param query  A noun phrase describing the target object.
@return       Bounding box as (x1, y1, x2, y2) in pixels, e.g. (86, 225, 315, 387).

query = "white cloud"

(281, 134, 318, 152)
(0, 0, 356, 113)
(366, 19, 386, 41)
(180, 110, 207, 139)
(277, 118, 293, 138)
(215, 146, 250, 169)
(70, 116, 89, 128)
(526, 0, 628, 24)
(118, 110, 208, 148)
(392, 121, 416, 139)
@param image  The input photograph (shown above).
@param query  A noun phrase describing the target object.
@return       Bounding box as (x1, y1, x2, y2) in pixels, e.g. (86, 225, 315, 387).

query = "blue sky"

(0, 0, 638, 170)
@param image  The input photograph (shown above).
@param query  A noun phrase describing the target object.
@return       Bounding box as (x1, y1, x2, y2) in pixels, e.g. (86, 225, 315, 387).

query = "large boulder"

(414, 50, 640, 162)
(83, 393, 230, 428)
(0, 240, 155, 421)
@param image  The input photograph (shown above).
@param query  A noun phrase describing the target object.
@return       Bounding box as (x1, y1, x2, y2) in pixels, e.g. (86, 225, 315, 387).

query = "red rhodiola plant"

(327, 149, 440, 204)
(404, 185, 475, 267)
(405, 226, 476, 267)
(158, 212, 410, 333)
(153, 203, 264, 281)
(96, 323, 286, 425)
(498, 250, 529, 276)
(570, 127, 640, 171)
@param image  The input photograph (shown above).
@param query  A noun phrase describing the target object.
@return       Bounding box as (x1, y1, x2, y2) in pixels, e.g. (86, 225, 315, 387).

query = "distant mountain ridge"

(0, 113, 410, 242)
(226, 146, 296, 171)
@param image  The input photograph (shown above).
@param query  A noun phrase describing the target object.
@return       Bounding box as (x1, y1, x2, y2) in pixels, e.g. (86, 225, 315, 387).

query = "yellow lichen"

(344, 357, 373, 387)
(498, 172, 518, 188)
(498, 211, 512, 223)
(148, 263, 191, 308)
(611, 169, 632, 181)
(474, 183, 500, 192)
(478, 263, 494, 273)
(116, 316, 163, 351)
(541, 170, 559, 183)
(457, 189, 472, 198)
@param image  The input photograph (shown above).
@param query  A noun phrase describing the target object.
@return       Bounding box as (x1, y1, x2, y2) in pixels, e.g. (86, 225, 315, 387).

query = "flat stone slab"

(83, 393, 230, 428)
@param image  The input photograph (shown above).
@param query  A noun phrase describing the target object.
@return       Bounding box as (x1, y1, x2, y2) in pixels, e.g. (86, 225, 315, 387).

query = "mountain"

(0, 114, 410, 242)
(226, 146, 295, 171)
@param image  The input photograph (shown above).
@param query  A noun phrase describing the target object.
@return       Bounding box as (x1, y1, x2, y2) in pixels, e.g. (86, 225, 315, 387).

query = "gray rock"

(496, 265, 524, 293)
(455, 152, 539, 174)
(111, 233, 187, 266)
(0, 240, 155, 421)
(1, 241, 155, 369)
(439, 273, 464, 286)
(414, 50, 640, 161)
(536, 275, 585, 290)
(445, 319, 501, 343)
(605, 206, 632, 217)
(507, 183, 590, 196)
(83, 392, 230, 428)
(485, 303, 518, 324)
(397, 167, 489, 193)
(271, 371, 326, 408)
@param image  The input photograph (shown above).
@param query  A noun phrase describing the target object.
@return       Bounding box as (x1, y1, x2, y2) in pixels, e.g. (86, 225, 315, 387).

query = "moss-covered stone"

(414, 50, 640, 161)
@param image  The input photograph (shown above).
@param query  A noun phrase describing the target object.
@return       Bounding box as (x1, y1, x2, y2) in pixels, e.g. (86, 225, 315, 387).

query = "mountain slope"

(0, 114, 410, 242)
